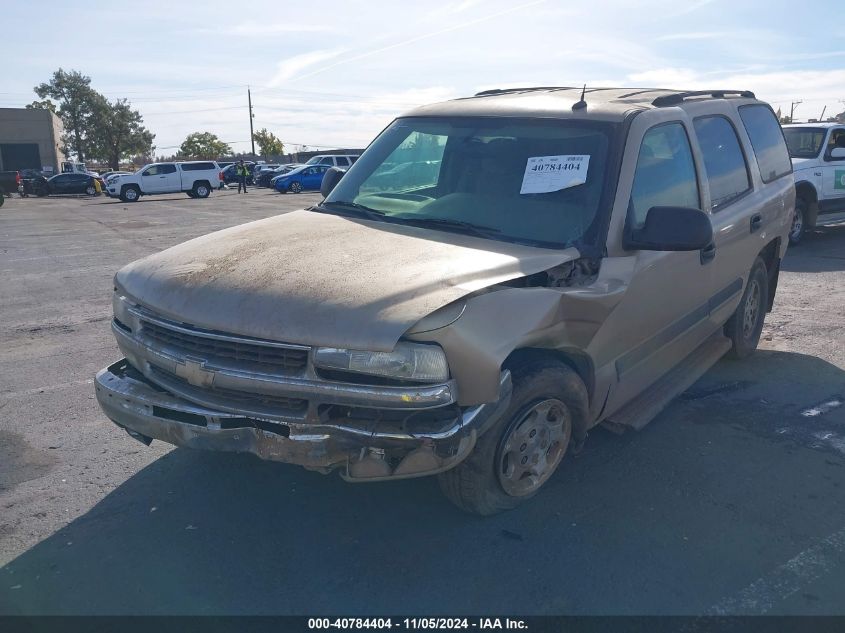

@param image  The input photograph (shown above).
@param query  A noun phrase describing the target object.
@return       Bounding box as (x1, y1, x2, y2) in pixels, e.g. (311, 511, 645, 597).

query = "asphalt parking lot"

(1, 189, 844, 615)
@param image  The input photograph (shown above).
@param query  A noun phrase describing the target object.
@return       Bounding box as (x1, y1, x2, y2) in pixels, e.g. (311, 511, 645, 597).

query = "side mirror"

(625, 206, 713, 251)
(321, 166, 346, 198)
(830, 147, 845, 159)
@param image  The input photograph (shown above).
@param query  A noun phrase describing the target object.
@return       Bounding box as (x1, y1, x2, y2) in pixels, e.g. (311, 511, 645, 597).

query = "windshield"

(783, 127, 827, 158)
(323, 117, 615, 249)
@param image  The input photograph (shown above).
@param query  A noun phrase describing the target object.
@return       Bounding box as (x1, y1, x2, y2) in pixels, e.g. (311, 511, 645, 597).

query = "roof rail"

(652, 90, 756, 107)
(473, 86, 576, 97)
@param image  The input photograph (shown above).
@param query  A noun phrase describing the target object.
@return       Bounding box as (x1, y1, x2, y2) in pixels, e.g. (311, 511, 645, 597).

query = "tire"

(0, 192, 4, 208)
(85, 185, 97, 196)
(725, 257, 769, 360)
(789, 198, 806, 245)
(120, 186, 140, 203)
(193, 182, 211, 199)
(438, 362, 588, 516)
(186, 191, 197, 198)
(288, 181, 302, 194)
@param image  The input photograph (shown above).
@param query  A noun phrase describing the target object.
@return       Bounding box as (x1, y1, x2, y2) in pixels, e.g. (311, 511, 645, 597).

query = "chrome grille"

(149, 366, 308, 416)
(139, 319, 308, 374)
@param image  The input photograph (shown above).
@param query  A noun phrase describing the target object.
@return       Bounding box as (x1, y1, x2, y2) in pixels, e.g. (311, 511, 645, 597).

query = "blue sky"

(3, 0, 844, 155)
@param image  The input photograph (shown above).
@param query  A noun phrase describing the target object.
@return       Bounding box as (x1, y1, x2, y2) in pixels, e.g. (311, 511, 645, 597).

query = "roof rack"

(473, 86, 576, 97)
(652, 90, 755, 107)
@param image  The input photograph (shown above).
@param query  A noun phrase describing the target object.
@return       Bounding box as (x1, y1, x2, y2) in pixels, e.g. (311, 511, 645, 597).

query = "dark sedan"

(43, 173, 102, 196)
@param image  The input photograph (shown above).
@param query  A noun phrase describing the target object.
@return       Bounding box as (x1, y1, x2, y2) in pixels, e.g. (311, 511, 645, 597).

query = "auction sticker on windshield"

(520, 155, 590, 194)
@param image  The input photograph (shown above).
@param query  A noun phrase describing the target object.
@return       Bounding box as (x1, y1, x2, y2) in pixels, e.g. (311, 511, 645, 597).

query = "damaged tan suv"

(95, 87, 794, 514)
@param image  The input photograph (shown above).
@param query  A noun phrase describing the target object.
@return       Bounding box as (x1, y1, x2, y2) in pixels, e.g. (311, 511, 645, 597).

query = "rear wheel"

(725, 257, 768, 359)
(438, 362, 587, 515)
(193, 182, 211, 198)
(288, 181, 302, 194)
(789, 198, 807, 245)
(85, 185, 97, 196)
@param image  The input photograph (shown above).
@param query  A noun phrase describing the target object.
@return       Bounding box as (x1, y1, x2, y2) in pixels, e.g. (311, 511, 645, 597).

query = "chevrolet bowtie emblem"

(175, 358, 215, 387)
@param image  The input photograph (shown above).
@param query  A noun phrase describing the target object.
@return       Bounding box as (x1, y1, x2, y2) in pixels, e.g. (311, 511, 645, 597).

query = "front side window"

(826, 128, 845, 160)
(324, 117, 616, 249)
(693, 116, 751, 210)
(783, 127, 827, 159)
(143, 164, 175, 176)
(738, 105, 792, 182)
(628, 122, 700, 229)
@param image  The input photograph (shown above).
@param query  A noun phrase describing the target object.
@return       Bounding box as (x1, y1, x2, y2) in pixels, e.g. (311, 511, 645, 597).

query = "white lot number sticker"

(520, 155, 590, 194)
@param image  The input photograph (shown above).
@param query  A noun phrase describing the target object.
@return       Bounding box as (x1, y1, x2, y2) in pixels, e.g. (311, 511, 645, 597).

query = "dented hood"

(116, 209, 578, 351)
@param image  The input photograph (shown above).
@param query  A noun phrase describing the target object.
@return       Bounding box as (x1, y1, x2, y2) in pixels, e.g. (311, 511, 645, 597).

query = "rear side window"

(181, 162, 215, 171)
(336, 157, 350, 166)
(738, 105, 792, 183)
(319, 157, 334, 165)
(692, 116, 751, 210)
(628, 122, 700, 229)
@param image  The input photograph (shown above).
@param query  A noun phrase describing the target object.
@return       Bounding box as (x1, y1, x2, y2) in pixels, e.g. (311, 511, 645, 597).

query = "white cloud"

(268, 49, 347, 86)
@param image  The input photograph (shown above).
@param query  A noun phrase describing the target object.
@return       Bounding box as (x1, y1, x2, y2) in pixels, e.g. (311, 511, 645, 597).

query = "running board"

(602, 333, 733, 432)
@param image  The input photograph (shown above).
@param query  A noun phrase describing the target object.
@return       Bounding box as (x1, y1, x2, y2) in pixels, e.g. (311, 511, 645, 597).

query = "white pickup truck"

(108, 161, 221, 202)
(782, 122, 845, 244)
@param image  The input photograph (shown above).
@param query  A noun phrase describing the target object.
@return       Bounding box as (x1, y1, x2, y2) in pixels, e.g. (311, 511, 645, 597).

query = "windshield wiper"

(316, 200, 387, 222)
(400, 217, 502, 239)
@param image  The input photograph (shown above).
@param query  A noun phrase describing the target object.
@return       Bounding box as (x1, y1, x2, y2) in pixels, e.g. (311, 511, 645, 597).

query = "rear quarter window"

(692, 116, 751, 210)
(180, 162, 216, 171)
(738, 105, 792, 183)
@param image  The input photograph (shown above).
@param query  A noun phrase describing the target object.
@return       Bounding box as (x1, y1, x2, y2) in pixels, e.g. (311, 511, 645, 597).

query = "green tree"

(34, 69, 101, 162)
(26, 99, 57, 113)
(178, 132, 231, 159)
(253, 128, 284, 159)
(90, 98, 155, 170)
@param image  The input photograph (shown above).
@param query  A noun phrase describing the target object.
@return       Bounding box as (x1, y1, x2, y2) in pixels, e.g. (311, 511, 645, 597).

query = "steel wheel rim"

(742, 279, 760, 338)
(497, 398, 570, 497)
(125, 189, 137, 200)
(790, 208, 803, 240)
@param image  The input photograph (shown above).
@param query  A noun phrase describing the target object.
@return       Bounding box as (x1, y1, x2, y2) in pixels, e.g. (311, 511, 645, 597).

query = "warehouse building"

(0, 108, 66, 173)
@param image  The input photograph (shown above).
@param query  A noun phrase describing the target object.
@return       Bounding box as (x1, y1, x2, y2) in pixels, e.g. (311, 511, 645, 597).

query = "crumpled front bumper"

(95, 359, 512, 481)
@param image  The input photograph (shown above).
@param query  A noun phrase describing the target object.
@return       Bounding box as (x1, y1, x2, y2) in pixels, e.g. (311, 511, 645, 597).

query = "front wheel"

(789, 198, 806, 245)
(725, 257, 769, 359)
(438, 362, 588, 515)
(288, 181, 302, 194)
(120, 186, 140, 203)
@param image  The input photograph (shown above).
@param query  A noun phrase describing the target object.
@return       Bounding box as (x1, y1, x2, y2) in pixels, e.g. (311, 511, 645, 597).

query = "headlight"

(314, 342, 449, 383)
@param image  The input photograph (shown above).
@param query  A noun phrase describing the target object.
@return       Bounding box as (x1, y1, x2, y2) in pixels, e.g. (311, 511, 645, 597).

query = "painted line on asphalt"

(708, 525, 845, 614)
(0, 378, 94, 399)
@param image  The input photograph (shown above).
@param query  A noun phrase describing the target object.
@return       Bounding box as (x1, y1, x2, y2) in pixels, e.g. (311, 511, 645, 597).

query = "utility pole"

(248, 87, 256, 158)
(790, 100, 802, 123)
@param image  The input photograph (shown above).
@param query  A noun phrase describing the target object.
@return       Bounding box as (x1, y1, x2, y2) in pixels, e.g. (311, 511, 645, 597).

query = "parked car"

(107, 161, 221, 202)
(0, 170, 21, 198)
(273, 164, 331, 193)
(251, 164, 282, 187)
(304, 154, 359, 168)
(221, 162, 256, 185)
(95, 87, 792, 515)
(44, 172, 102, 196)
(782, 121, 845, 244)
(256, 164, 302, 188)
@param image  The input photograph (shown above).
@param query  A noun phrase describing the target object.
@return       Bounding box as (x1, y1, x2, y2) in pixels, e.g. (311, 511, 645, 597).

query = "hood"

(116, 209, 578, 351)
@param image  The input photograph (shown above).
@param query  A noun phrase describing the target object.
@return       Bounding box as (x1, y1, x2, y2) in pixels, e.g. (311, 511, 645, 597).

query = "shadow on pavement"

(782, 226, 845, 273)
(1, 351, 844, 615)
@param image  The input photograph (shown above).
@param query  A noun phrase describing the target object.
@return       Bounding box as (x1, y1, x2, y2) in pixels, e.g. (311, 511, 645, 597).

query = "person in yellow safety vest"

(236, 160, 249, 194)
(94, 178, 102, 194)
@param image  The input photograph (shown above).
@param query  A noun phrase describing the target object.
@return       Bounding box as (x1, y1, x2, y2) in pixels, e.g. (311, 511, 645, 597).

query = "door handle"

(700, 242, 716, 265)
(159, 175, 167, 178)
(750, 214, 762, 233)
